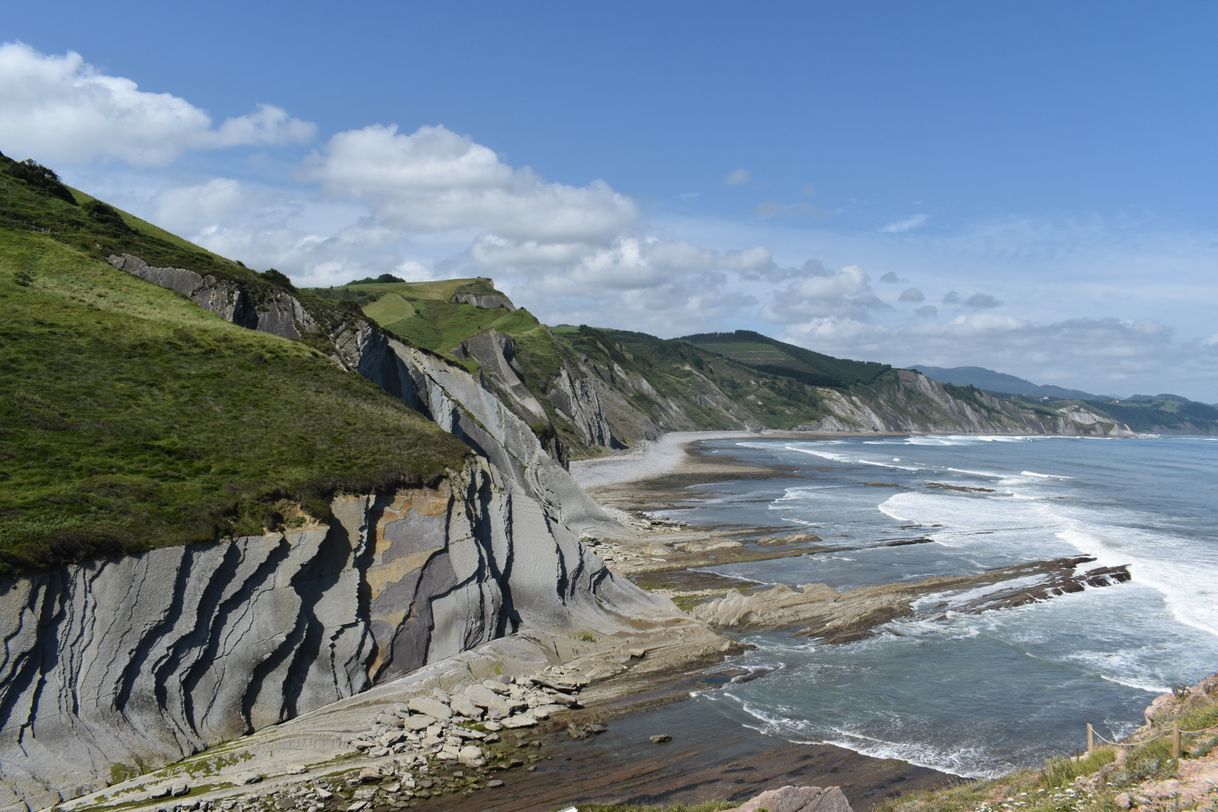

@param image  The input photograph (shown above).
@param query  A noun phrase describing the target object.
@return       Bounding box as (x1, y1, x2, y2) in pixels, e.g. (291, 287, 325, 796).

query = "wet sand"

(416, 699, 951, 812)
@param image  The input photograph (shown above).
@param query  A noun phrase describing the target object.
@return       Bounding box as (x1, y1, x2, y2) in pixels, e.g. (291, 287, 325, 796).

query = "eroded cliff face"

(109, 254, 318, 341)
(0, 256, 665, 811)
(0, 459, 657, 811)
(801, 369, 1129, 435)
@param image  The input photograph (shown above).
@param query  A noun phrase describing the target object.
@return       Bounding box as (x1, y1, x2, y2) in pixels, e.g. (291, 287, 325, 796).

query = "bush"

(84, 199, 131, 232)
(261, 268, 295, 289)
(7, 159, 77, 205)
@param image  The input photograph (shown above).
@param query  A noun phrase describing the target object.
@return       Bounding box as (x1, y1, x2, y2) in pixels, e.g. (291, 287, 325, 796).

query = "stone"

(453, 726, 486, 740)
(482, 679, 511, 695)
(487, 779, 505, 788)
(529, 674, 587, 693)
(357, 767, 382, 783)
(628, 647, 647, 659)
(346, 802, 369, 812)
(725, 785, 853, 812)
(238, 773, 263, 785)
(408, 696, 453, 721)
(531, 703, 564, 720)
(501, 713, 538, 729)
(399, 715, 433, 735)
(431, 688, 451, 704)
(482, 720, 503, 732)
(451, 694, 482, 719)
(650, 734, 671, 744)
(170, 781, 190, 796)
(467, 684, 506, 708)
(457, 745, 483, 766)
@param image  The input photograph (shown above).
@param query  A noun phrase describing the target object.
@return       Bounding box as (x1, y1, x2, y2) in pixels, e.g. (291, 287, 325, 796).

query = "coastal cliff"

(0, 456, 660, 811)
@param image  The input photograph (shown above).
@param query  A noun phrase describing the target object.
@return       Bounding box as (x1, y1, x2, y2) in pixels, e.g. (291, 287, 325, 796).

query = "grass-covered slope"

(682, 329, 890, 388)
(0, 160, 467, 577)
(554, 325, 833, 430)
(313, 277, 538, 364)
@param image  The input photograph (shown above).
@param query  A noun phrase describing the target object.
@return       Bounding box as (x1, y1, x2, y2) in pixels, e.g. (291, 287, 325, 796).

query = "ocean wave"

(1052, 519, 1218, 639)
(719, 693, 1006, 778)
(946, 466, 1009, 479)
(781, 444, 922, 471)
(1020, 470, 1075, 480)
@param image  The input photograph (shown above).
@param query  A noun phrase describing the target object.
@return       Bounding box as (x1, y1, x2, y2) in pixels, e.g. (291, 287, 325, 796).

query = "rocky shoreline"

(58, 430, 1145, 812)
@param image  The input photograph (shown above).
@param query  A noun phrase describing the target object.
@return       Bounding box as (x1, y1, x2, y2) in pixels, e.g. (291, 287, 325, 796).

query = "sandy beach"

(569, 430, 761, 489)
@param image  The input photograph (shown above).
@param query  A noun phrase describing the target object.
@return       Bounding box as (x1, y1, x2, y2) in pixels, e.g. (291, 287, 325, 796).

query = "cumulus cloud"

(764, 261, 890, 323)
(915, 305, 939, 319)
(723, 168, 751, 186)
(898, 287, 925, 303)
(964, 292, 1002, 309)
(308, 124, 636, 243)
(879, 271, 908, 284)
(942, 290, 961, 304)
(881, 213, 929, 233)
(0, 42, 314, 166)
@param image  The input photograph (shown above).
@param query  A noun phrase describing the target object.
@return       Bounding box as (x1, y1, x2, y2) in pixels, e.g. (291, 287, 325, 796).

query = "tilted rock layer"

(0, 458, 657, 811)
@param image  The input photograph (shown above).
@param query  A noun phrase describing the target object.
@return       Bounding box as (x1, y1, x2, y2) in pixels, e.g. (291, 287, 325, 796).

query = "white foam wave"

(1020, 470, 1075, 480)
(781, 444, 921, 471)
(946, 467, 1008, 479)
(721, 693, 1002, 778)
(1052, 519, 1218, 639)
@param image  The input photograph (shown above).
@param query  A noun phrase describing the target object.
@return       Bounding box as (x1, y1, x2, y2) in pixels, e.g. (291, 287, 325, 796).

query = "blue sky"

(5, 2, 1218, 399)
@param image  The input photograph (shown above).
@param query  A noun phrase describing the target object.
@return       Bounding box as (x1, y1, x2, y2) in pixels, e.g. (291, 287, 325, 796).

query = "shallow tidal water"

(662, 435, 1218, 777)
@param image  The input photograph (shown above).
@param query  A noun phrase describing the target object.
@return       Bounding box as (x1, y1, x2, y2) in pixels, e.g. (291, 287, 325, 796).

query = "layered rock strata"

(0, 459, 661, 810)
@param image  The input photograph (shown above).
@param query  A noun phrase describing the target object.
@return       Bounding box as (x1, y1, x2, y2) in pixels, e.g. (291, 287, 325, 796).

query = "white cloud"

(881, 213, 929, 233)
(309, 124, 636, 243)
(0, 42, 314, 166)
(723, 168, 751, 186)
(1203, 333, 1218, 349)
(765, 262, 890, 323)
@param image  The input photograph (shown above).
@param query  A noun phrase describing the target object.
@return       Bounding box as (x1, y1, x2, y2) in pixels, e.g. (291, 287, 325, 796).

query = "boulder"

(726, 785, 853, 812)
(451, 694, 482, 719)
(402, 715, 435, 732)
(408, 696, 452, 721)
(501, 713, 538, 729)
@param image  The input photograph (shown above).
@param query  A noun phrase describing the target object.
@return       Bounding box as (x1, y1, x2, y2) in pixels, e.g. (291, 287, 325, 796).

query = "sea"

(663, 434, 1218, 778)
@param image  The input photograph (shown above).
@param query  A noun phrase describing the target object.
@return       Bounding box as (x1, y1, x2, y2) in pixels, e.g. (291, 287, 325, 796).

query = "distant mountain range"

(914, 365, 1218, 434)
(912, 365, 1106, 401)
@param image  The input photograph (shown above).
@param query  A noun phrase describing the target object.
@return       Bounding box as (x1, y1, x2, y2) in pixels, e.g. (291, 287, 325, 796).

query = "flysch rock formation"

(0, 457, 667, 811)
(0, 256, 677, 812)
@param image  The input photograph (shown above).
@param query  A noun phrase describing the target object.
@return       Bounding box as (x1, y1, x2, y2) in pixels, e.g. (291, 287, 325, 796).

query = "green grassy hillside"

(554, 326, 832, 429)
(682, 329, 890, 388)
(0, 158, 467, 577)
(313, 277, 541, 365)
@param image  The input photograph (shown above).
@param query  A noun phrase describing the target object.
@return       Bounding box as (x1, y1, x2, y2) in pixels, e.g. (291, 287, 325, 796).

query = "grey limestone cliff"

(0, 255, 668, 811)
(0, 458, 660, 811)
